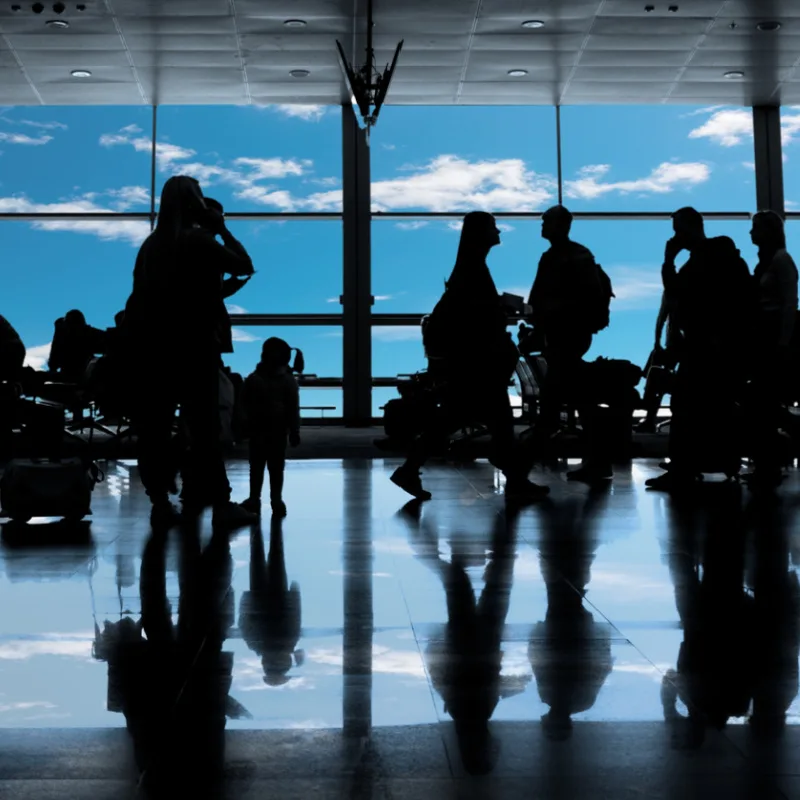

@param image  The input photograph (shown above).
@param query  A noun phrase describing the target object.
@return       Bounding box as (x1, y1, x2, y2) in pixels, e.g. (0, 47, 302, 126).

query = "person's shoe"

(390, 465, 432, 501)
(271, 499, 288, 518)
(505, 478, 550, 503)
(211, 501, 259, 529)
(566, 465, 613, 484)
(240, 497, 262, 516)
(645, 471, 695, 492)
(150, 499, 181, 528)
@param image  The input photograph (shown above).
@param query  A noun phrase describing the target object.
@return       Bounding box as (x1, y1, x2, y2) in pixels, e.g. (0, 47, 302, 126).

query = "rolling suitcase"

(0, 457, 103, 523)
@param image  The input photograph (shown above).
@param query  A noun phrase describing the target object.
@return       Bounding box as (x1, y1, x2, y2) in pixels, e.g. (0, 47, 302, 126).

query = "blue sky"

(0, 101, 793, 416)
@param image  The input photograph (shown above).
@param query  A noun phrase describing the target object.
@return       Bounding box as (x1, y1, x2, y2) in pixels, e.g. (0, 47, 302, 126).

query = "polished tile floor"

(1, 457, 800, 798)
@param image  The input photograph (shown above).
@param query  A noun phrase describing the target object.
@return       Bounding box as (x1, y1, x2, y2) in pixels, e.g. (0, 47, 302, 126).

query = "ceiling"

(0, 0, 798, 106)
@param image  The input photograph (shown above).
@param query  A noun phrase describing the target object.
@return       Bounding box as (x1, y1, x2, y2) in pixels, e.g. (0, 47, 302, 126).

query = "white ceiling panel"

(0, 0, 798, 106)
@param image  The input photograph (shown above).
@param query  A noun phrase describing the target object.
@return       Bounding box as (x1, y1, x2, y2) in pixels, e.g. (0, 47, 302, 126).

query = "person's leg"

(248, 437, 267, 501)
(179, 358, 232, 510)
(479, 381, 549, 499)
(265, 436, 287, 515)
(747, 346, 783, 485)
(132, 367, 180, 522)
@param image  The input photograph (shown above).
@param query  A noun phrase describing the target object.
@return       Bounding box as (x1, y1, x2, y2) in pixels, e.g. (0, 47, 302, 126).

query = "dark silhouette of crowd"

(388, 203, 799, 500)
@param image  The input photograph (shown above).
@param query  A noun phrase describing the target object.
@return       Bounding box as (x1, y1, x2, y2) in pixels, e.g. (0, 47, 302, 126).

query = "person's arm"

(221, 276, 250, 299)
(286, 374, 301, 438)
(654, 293, 669, 348)
(192, 228, 255, 277)
(774, 251, 799, 347)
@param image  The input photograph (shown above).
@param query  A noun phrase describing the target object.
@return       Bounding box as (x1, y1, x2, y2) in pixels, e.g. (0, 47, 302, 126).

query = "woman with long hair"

(391, 211, 549, 502)
(123, 175, 258, 527)
(745, 210, 798, 488)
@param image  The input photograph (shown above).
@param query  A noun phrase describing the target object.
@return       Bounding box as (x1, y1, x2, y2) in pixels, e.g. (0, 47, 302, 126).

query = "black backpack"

(591, 264, 615, 334)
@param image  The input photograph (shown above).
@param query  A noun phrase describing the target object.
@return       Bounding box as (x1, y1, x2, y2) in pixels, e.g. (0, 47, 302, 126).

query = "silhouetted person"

(121, 175, 258, 528)
(400, 502, 528, 774)
(0, 314, 25, 382)
(638, 291, 680, 433)
(527, 206, 608, 435)
(392, 211, 549, 503)
(48, 309, 106, 383)
(238, 517, 303, 687)
(241, 338, 302, 518)
(743, 210, 798, 489)
(529, 489, 613, 740)
(647, 208, 752, 491)
(528, 206, 616, 483)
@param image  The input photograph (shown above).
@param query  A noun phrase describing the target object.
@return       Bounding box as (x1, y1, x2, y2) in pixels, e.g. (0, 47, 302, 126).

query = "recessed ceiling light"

(46, 19, 69, 29)
(724, 70, 745, 79)
(508, 69, 528, 77)
(757, 20, 782, 32)
(284, 19, 307, 28)
(70, 69, 92, 78)
(290, 69, 310, 78)
(521, 20, 545, 29)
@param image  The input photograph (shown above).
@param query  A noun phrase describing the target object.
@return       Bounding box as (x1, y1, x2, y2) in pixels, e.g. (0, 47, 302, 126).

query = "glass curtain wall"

(0, 103, 764, 422)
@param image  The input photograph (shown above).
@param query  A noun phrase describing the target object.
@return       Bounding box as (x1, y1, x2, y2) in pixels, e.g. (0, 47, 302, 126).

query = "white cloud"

(564, 162, 710, 200)
(326, 297, 340, 304)
(374, 294, 393, 302)
(0, 132, 52, 146)
(382, 143, 396, 150)
(786, 200, 799, 210)
(0, 194, 150, 245)
(689, 107, 800, 148)
(24, 342, 51, 371)
(367, 155, 555, 213)
(226, 303, 248, 314)
(372, 326, 422, 342)
(106, 185, 150, 210)
(1, 118, 67, 131)
(232, 328, 261, 343)
(233, 157, 311, 179)
(607, 266, 664, 308)
(681, 105, 725, 118)
(742, 161, 755, 170)
(271, 104, 327, 121)
(498, 223, 515, 232)
(448, 220, 463, 231)
(395, 221, 429, 230)
(688, 108, 752, 146)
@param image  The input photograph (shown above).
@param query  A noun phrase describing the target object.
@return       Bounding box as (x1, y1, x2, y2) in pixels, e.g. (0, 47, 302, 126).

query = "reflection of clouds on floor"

(0, 635, 94, 661)
(590, 569, 673, 600)
(309, 645, 427, 679)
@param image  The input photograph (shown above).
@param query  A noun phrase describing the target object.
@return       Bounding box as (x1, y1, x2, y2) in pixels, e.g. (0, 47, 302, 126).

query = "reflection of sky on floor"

(0, 457, 799, 741)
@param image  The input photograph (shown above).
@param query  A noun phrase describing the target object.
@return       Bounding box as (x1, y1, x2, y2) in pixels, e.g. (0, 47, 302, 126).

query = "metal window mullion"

(150, 104, 157, 231)
(753, 105, 785, 216)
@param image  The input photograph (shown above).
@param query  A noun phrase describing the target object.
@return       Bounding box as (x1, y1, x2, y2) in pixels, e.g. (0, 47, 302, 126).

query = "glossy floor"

(1, 458, 799, 799)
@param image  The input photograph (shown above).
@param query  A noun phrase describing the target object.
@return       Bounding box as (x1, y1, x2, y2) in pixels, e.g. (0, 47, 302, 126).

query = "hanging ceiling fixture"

(335, 0, 403, 133)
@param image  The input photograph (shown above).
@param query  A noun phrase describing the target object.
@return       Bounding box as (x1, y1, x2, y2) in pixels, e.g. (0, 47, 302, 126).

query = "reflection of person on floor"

(747, 493, 800, 737)
(238, 517, 304, 686)
(529, 489, 613, 739)
(94, 520, 247, 794)
(399, 502, 528, 774)
(661, 484, 755, 748)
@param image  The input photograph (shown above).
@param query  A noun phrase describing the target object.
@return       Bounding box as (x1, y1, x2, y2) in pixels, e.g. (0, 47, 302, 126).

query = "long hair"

(753, 209, 786, 250)
(447, 211, 498, 293)
(153, 175, 205, 245)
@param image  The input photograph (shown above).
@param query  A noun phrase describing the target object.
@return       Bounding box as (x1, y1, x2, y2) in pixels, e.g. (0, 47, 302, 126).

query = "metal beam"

(753, 105, 785, 215)
(341, 103, 373, 427)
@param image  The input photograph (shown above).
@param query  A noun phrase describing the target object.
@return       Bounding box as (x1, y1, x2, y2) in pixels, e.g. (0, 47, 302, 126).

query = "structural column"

(341, 104, 373, 426)
(753, 105, 785, 215)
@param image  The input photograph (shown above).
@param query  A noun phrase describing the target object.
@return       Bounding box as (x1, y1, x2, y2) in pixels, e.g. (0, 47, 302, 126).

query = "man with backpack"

(527, 205, 615, 481)
(646, 207, 753, 491)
